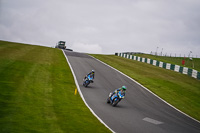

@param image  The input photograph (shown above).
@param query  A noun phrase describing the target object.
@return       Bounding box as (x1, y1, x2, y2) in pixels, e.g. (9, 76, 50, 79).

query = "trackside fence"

(116, 53, 200, 80)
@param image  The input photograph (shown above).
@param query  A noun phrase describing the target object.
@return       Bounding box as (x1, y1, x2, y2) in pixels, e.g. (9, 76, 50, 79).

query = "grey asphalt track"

(63, 50, 200, 133)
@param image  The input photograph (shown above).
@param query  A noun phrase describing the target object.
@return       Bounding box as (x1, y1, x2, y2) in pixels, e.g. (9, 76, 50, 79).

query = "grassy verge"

(0, 41, 111, 133)
(134, 53, 200, 71)
(91, 54, 200, 121)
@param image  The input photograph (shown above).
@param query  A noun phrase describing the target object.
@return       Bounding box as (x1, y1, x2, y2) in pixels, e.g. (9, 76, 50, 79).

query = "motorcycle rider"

(110, 86, 127, 98)
(84, 70, 95, 82)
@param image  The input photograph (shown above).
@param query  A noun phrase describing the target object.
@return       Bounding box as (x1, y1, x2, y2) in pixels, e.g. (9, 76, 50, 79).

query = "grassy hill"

(0, 40, 111, 133)
(91, 54, 200, 121)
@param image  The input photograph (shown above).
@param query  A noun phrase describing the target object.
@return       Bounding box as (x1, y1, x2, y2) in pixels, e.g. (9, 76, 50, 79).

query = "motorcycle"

(107, 91, 125, 107)
(83, 75, 93, 87)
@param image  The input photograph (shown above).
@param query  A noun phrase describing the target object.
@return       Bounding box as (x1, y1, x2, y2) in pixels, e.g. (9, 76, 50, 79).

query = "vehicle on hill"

(55, 41, 73, 51)
(56, 41, 66, 49)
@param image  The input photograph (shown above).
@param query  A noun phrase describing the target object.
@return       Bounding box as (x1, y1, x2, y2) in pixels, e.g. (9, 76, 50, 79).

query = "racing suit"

(84, 72, 95, 82)
(111, 88, 126, 97)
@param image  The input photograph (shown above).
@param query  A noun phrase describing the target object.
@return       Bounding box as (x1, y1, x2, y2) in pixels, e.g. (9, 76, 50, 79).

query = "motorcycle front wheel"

(84, 80, 90, 87)
(112, 98, 120, 107)
(107, 98, 111, 103)
(83, 81, 86, 87)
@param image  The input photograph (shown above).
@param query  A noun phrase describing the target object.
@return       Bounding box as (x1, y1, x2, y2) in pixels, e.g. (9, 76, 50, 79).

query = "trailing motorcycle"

(83, 75, 93, 87)
(107, 91, 125, 107)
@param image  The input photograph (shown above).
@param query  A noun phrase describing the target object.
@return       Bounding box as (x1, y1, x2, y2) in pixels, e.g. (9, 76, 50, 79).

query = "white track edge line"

(90, 55, 200, 124)
(62, 50, 115, 133)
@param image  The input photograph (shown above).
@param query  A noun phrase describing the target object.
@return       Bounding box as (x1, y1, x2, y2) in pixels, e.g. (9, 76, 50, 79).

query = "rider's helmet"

(122, 86, 127, 91)
(92, 70, 95, 74)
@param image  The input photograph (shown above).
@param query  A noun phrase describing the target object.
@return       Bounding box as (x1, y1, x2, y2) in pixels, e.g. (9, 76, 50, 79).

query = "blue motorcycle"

(83, 75, 93, 87)
(107, 91, 125, 107)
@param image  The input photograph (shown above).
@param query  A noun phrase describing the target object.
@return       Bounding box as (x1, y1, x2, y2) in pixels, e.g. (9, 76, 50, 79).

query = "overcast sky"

(0, 0, 200, 57)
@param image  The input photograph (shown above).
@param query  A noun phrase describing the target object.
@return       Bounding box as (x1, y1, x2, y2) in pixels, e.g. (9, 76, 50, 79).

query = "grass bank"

(134, 53, 200, 71)
(0, 41, 111, 133)
(91, 54, 200, 121)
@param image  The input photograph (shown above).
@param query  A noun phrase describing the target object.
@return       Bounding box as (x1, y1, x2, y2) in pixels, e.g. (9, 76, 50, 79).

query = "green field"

(91, 54, 200, 121)
(0, 41, 111, 133)
(134, 53, 200, 71)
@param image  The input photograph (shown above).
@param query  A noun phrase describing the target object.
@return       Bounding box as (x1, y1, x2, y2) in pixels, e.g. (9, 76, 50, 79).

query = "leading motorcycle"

(83, 75, 93, 87)
(107, 91, 125, 107)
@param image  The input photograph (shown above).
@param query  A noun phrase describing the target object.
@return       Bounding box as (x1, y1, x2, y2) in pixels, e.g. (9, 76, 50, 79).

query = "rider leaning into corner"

(84, 70, 95, 82)
(111, 85, 127, 97)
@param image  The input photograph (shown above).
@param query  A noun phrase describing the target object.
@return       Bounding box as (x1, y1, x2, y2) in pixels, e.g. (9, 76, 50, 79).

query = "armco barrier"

(116, 53, 200, 80)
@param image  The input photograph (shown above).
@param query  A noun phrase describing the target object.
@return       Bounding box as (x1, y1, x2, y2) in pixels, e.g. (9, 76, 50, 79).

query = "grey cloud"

(0, 0, 200, 57)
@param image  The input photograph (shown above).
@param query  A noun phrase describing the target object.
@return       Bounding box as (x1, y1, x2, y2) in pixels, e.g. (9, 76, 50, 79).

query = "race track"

(63, 50, 200, 133)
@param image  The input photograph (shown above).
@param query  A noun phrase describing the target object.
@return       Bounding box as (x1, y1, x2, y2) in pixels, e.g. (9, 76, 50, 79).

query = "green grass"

(134, 53, 200, 71)
(0, 40, 111, 133)
(91, 54, 200, 121)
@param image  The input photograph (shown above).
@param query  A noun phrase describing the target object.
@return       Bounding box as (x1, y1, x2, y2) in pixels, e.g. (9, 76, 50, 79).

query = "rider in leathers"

(84, 70, 95, 82)
(111, 86, 127, 98)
